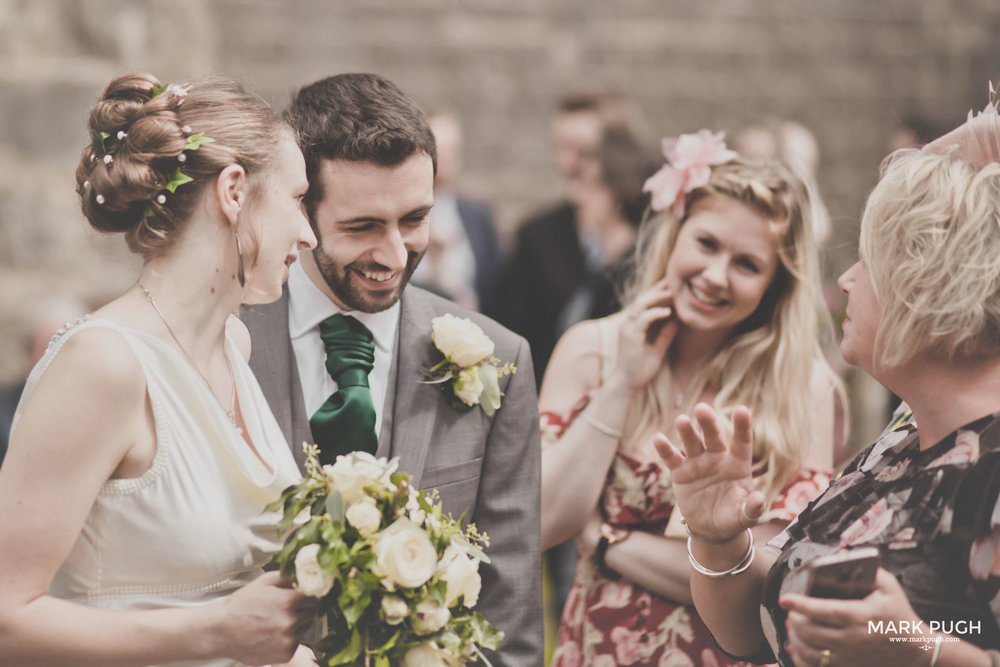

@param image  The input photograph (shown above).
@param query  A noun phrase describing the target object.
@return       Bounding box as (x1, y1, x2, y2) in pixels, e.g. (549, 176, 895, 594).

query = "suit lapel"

(381, 289, 440, 489)
(243, 291, 312, 471)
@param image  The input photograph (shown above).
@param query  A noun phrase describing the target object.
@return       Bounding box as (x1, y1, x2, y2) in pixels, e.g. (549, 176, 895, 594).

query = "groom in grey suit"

(242, 73, 543, 666)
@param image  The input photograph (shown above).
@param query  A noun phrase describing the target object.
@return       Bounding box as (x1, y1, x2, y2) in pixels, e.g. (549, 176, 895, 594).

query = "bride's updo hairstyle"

(75, 72, 286, 258)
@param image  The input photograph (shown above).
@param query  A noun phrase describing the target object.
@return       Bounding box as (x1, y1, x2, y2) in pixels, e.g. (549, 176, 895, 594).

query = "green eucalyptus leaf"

(184, 131, 215, 151)
(478, 363, 502, 416)
(325, 489, 345, 523)
(91, 130, 110, 152)
(327, 628, 362, 665)
(163, 167, 193, 193)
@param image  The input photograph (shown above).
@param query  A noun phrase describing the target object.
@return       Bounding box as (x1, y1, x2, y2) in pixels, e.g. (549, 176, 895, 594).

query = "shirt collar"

(287, 260, 399, 352)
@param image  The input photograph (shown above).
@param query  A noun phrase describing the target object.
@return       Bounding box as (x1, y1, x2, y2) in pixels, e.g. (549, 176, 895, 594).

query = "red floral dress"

(545, 399, 831, 667)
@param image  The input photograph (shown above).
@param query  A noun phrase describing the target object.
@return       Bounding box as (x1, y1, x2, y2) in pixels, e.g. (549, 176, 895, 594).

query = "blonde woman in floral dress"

(541, 131, 843, 666)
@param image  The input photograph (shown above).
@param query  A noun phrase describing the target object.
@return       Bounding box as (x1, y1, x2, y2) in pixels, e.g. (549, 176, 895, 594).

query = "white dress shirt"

(286, 261, 399, 438)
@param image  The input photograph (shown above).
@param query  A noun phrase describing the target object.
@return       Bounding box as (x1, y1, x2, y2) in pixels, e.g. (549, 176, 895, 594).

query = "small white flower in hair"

(182, 125, 192, 134)
(163, 83, 192, 108)
(177, 153, 187, 163)
(117, 131, 126, 140)
(83, 180, 89, 189)
(103, 154, 113, 164)
(95, 194, 105, 204)
(156, 194, 167, 204)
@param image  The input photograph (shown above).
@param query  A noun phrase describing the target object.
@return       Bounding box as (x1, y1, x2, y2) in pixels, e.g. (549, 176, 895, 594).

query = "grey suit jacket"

(242, 285, 543, 666)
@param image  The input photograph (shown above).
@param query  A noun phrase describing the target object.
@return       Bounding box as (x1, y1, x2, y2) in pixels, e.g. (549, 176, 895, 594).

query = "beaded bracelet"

(686, 528, 755, 578)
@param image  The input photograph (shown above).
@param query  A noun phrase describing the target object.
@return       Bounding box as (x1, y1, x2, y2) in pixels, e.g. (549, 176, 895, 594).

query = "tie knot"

(318, 314, 374, 384)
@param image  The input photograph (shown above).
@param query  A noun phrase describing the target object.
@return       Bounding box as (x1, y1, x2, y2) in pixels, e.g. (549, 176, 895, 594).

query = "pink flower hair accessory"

(923, 81, 1000, 168)
(642, 129, 738, 218)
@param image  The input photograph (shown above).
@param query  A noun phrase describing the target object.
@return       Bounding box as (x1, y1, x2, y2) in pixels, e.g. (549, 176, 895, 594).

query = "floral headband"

(642, 129, 738, 218)
(922, 81, 1000, 168)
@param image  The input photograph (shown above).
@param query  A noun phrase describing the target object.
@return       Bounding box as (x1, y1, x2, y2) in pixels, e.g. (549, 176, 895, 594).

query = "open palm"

(655, 403, 765, 542)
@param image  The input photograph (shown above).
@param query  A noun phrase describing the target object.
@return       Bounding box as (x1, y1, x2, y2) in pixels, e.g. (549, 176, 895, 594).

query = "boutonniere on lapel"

(424, 313, 516, 416)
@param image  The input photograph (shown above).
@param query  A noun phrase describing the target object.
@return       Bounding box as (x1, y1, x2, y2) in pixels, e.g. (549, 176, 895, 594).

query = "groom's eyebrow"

(337, 204, 434, 227)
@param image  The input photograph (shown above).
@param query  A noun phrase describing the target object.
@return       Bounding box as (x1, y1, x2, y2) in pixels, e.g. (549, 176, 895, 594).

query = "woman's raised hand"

(616, 278, 677, 389)
(654, 403, 765, 543)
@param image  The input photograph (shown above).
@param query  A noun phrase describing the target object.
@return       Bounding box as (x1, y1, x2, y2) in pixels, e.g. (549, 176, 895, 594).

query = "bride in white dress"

(0, 73, 318, 666)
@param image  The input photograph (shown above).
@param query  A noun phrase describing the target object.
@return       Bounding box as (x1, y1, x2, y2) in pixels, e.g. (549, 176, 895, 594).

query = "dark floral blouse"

(759, 407, 1000, 664)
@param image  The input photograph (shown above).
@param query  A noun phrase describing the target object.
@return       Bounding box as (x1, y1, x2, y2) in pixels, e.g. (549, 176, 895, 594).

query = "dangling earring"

(235, 232, 246, 287)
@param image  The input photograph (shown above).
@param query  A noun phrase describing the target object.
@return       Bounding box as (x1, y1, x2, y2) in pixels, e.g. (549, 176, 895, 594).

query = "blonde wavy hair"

(623, 156, 843, 500)
(860, 149, 1000, 368)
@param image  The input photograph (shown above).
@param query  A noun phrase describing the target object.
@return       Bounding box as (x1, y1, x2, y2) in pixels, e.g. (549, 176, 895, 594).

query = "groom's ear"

(215, 164, 247, 226)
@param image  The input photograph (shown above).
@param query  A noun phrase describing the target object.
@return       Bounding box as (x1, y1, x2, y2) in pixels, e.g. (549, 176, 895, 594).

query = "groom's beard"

(312, 245, 425, 313)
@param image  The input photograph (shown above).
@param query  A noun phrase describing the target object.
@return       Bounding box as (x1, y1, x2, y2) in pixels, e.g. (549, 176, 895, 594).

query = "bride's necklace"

(138, 283, 242, 434)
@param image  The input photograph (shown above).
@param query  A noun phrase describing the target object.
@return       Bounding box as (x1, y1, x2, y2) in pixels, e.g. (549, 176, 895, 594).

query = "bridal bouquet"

(267, 446, 503, 666)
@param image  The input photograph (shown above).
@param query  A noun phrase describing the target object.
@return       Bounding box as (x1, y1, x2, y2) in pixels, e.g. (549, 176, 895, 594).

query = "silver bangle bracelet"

(686, 528, 755, 578)
(682, 518, 744, 545)
(579, 412, 623, 439)
(929, 638, 942, 667)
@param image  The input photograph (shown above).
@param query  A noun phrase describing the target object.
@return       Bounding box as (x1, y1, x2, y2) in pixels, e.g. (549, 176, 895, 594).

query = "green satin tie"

(309, 313, 377, 464)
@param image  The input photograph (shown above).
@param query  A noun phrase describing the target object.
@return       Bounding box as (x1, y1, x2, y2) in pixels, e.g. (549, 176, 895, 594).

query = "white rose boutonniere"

(426, 314, 516, 416)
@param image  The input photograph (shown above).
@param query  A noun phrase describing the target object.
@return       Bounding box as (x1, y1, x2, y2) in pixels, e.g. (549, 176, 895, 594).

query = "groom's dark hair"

(285, 72, 437, 222)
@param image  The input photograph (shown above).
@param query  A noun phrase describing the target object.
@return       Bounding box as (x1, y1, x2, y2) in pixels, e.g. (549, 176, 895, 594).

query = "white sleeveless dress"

(14, 318, 301, 667)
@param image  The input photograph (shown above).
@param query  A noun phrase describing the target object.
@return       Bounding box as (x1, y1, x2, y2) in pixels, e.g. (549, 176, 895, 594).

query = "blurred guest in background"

(734, 118, 831, 249)
(495, 90, 638, 386)
(411, 107, 503, 313)
(542, 130, 843, 665)
(655, 98, 1000, 667)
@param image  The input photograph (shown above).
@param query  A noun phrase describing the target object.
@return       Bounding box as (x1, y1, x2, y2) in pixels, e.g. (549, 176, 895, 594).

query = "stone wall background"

(1, 0, 998, 443)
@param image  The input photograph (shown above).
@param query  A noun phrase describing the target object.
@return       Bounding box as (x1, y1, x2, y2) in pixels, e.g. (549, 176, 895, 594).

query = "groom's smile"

(304, 152, 434, 313)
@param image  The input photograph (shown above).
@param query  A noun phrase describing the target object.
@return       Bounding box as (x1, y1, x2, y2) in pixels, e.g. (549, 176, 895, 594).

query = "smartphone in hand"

(805, 547, 880, 599)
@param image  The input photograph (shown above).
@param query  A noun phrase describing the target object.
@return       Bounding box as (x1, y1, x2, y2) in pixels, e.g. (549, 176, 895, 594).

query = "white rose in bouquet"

(412, 598, 451, 635)
(437, 544, 482, 607)
(381, 595, 409, 625)
(452, 366, 483, 407)
(345, 498, 382, 537)
(401, 641, 459, 667)
(294, 543, 334, 597)
(374, 517, 438, 588)
(326, 451, 398, 505)
(432, 314, 494, 367)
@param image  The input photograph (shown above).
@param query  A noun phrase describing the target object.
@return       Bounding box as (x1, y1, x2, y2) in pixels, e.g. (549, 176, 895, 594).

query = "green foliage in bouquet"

(267, 445, 503, 666)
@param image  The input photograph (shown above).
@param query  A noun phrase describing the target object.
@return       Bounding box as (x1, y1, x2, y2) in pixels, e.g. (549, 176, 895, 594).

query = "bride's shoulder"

(41, 322, 145, 399)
